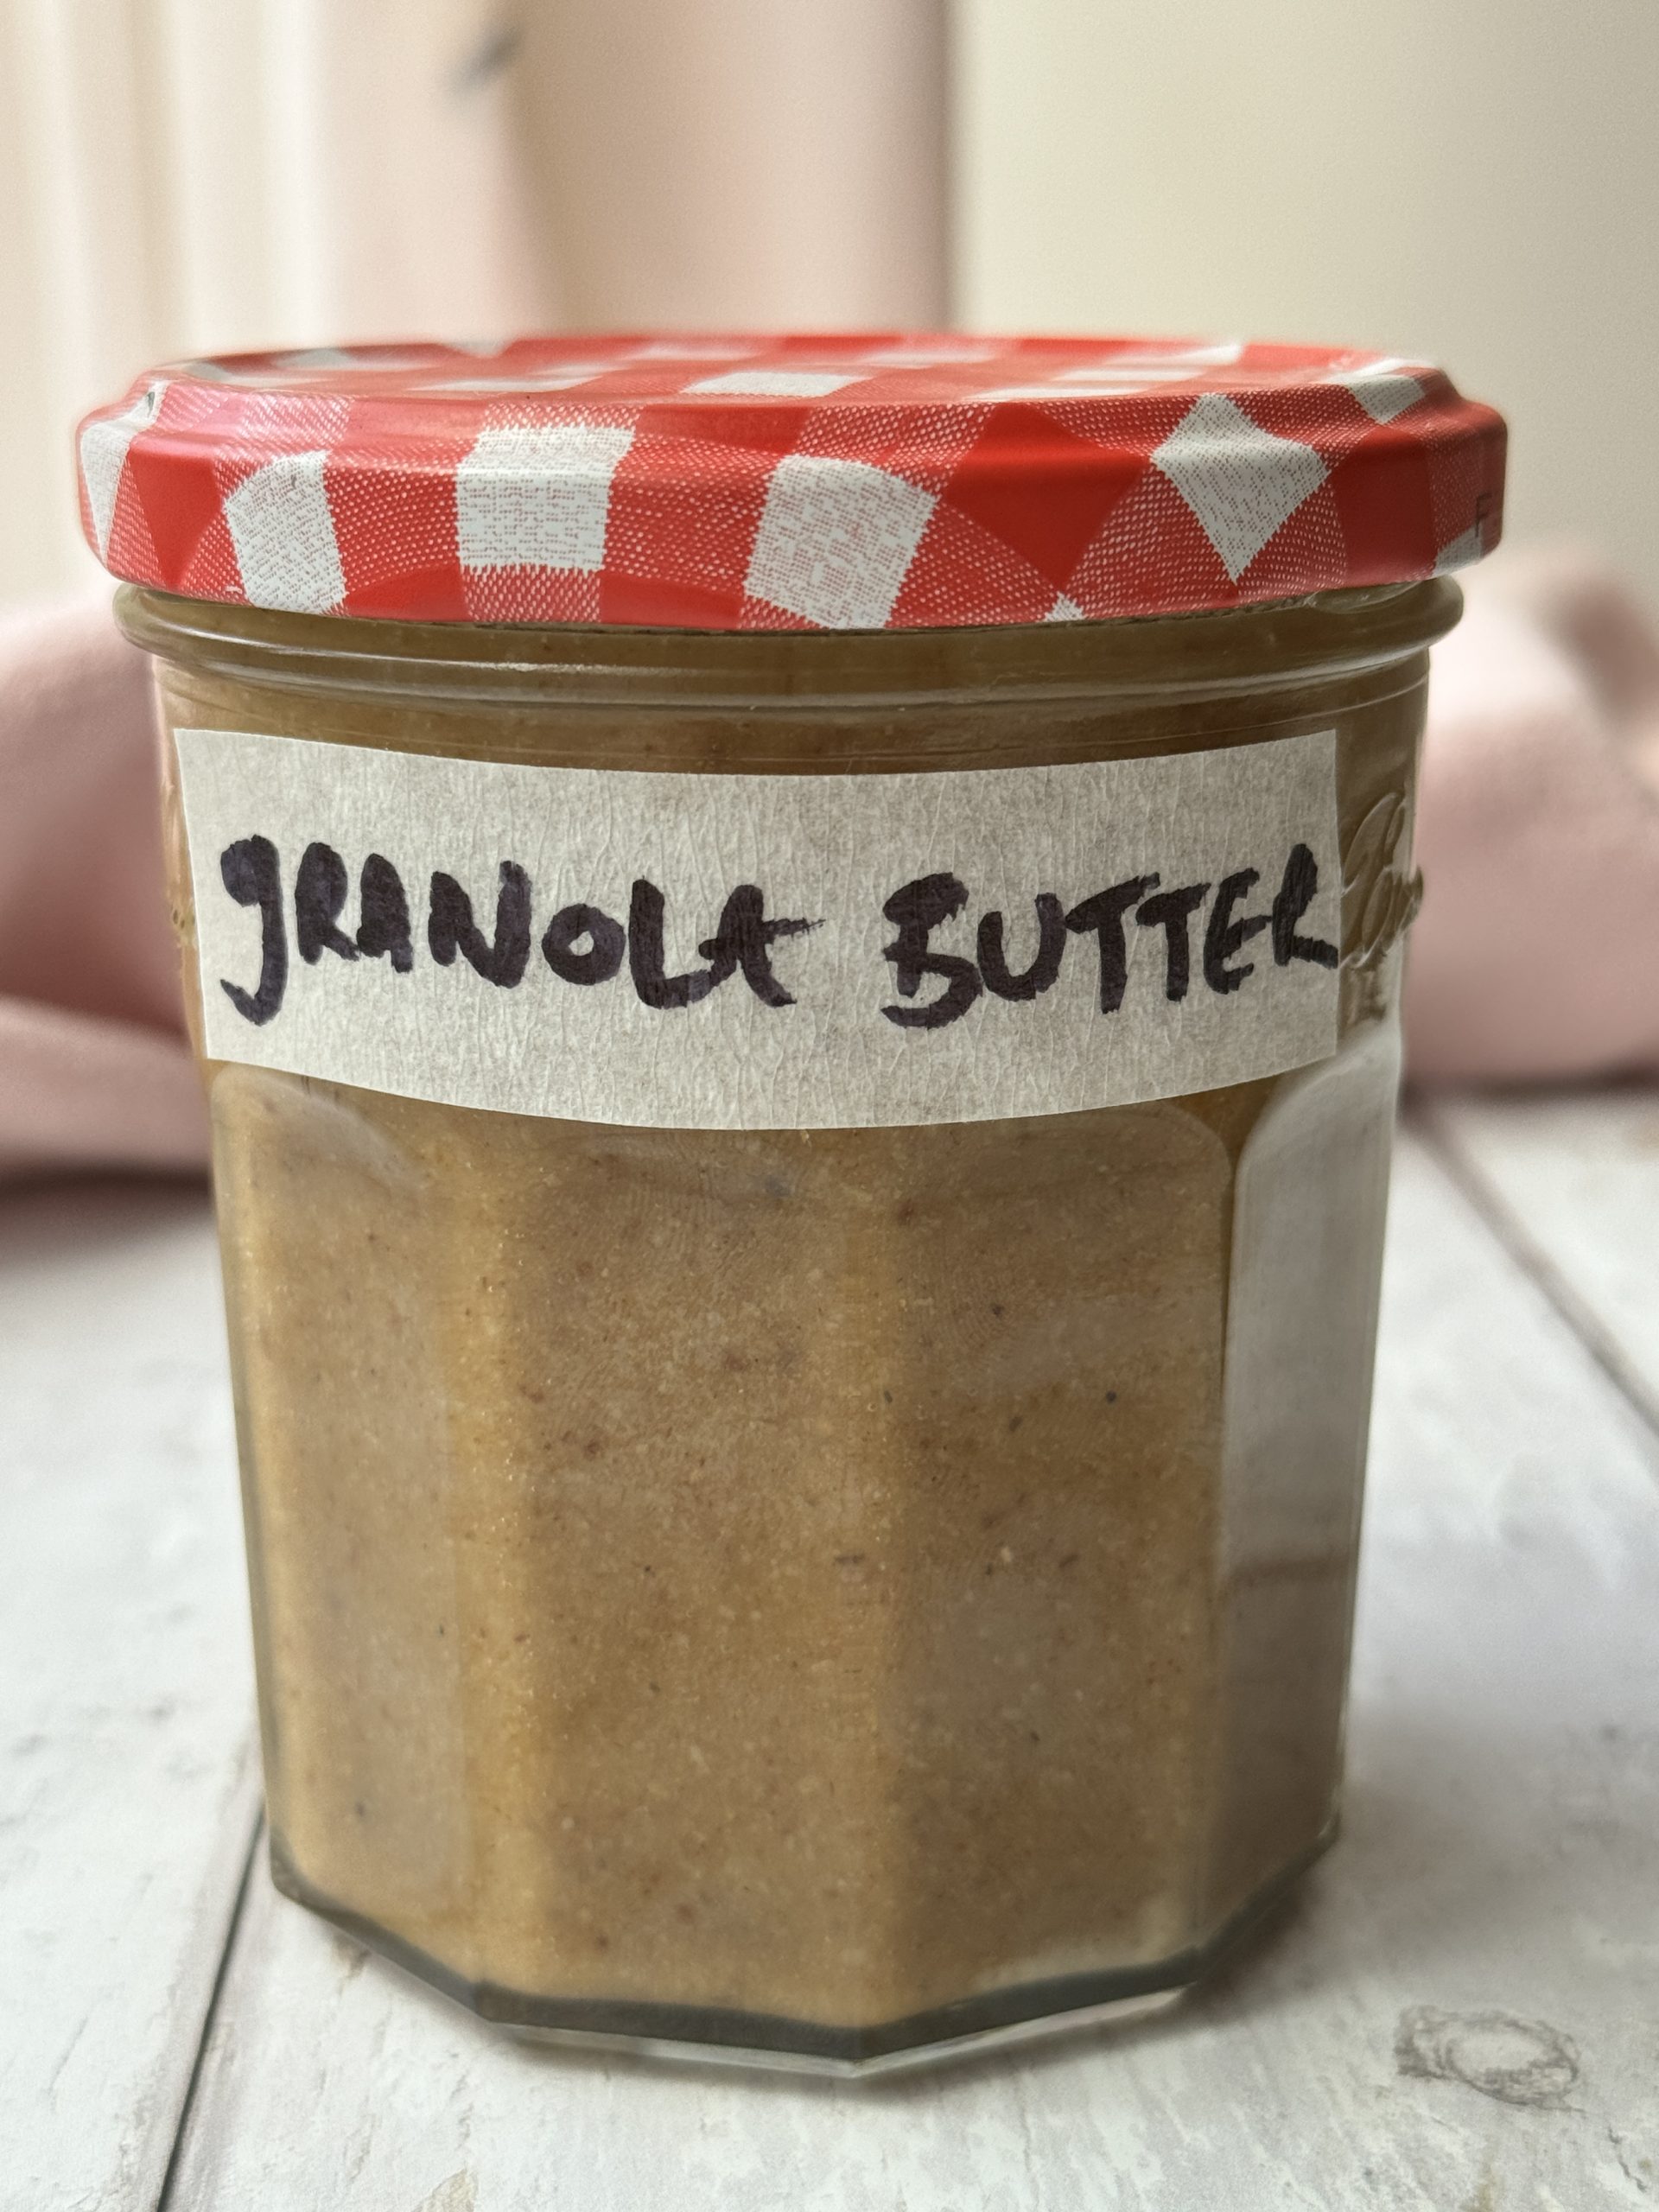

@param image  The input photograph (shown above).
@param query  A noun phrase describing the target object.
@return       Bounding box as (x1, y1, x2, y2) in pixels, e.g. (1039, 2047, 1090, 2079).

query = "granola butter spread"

(81, 335, 1505, 2069)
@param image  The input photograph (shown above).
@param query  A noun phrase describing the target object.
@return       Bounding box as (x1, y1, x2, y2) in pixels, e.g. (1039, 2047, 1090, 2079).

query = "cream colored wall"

(953, 0, 1659, 605)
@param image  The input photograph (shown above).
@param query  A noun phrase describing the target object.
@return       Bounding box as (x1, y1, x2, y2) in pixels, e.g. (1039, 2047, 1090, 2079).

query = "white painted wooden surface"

(1427, 1087, 1659, 1428)
(3, 1099, 1656, 2210)
(0, 1183, 258, 2212)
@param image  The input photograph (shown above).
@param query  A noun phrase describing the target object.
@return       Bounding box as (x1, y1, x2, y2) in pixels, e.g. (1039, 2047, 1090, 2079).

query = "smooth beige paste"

(132, 586, 1446, 2040)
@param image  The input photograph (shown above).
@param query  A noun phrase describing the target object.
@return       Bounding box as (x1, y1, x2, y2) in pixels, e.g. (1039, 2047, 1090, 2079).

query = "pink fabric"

(0, 600, 206, 1179)
(2, 552, 1657, 1179)
(1405, 549, 1659, 1083)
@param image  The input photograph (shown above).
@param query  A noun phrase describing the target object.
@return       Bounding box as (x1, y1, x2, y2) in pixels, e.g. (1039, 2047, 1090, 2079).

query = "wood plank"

(163, 1130, 1659, 2210)
(0, 1183, 258, 2212)
(1423, 1085, 1659, 1433)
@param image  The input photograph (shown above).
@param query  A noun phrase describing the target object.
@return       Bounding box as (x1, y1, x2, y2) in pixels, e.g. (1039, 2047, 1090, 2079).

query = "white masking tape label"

(177, 728, 1342, 1129)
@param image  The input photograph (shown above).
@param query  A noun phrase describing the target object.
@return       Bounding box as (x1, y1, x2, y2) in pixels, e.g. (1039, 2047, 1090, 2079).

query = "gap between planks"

(154, 1816, 264, 2212)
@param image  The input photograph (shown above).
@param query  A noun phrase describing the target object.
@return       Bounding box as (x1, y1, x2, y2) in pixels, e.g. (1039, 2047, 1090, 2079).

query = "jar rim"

(118, 576, 1462, 714)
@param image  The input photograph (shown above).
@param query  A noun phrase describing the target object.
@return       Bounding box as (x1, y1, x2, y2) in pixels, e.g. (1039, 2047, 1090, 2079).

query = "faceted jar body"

(127, 582, 1456, 2070)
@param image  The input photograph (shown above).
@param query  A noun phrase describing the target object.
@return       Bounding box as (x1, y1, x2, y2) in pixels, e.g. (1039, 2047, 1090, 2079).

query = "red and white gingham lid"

(78, 333, 1505, 631)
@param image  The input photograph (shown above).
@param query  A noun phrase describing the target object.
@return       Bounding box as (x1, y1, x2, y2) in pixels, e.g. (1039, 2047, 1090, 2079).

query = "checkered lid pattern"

(78, 333, 1505, 631)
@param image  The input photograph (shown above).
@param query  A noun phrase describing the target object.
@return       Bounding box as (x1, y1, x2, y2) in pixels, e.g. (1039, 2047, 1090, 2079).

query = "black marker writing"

(978, 894, 1067, 1002)
(1271, 843, 1339, 969)
(214, 834, 1338, 1036)
(295, 842, 357, 965)
(1065, 875, 1160, 1014)
(1136, 882, 1210, 1002)
(219, 835, 287, 1025)
(429, 861, 532, 987)
(698, 884, 819, 1009)
(881, 873, 983, 1030)
(1203, 869, 1269, 995)
(628, 879, 720, 1009)
(357, 853, 415, 972)
(543, 901, 626, 986)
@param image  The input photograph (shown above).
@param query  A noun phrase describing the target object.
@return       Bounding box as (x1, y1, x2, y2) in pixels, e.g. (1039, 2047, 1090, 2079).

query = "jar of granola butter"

(79, 334, 1504, 2072)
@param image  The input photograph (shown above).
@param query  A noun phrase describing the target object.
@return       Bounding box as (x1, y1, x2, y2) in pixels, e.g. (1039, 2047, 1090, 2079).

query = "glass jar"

(84, 335, 1504, 2070)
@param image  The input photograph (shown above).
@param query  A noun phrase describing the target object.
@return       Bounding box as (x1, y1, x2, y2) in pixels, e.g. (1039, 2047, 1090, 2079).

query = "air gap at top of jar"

(79, 333, 1504, 2072)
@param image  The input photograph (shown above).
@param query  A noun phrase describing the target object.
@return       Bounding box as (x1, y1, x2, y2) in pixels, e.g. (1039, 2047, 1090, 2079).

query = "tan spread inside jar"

(124, 581, 1454, 2052)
